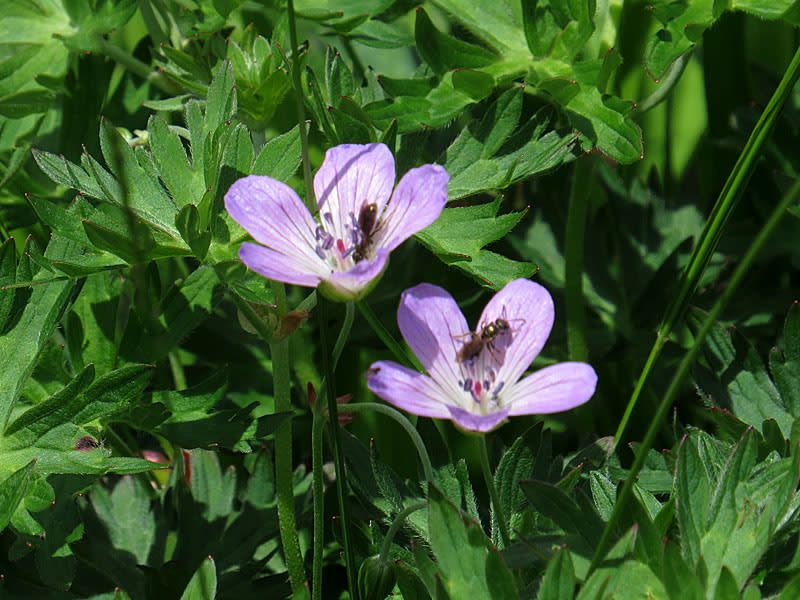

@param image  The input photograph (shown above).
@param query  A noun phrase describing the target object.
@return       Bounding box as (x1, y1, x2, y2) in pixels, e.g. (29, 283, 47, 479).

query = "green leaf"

(0, 237, 75, 431)
(176, 204, 212, 260)
(427, 486, 516, 599)
(252, 127, 302, 181)
(180, 555, 217, 600)
(518, 479, 604, 548)
(0, 460, 35, 531)
(415, 197, 536, 289)
(537, 546, 575, 600)
(149, 114, 205, 208)
(415, 8, 497, 75)
(90, 476, 155, 565)
(0, 89, 54, 117)
(205, 60, 237, 134)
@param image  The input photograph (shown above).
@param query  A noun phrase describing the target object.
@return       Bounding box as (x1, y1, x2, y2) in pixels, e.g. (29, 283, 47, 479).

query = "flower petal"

(367, 361, 451, 418)
(239, 243, 323, 287)
(503, 362, 597, 416)
(320, 248, 390, 301)
(447, 406, 510, 433)
(314, 143, 395, 241)
(478, 279, 555, 386)
(397, 283, 470, 401)
(376, 164, 449, 251)
(225, 175, 327, 276)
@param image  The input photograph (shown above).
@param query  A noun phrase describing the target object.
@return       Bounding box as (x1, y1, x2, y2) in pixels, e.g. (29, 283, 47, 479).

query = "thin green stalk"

(311, 407, 325, 600)
(333, 302, 355, 370)
(287, 0, 315, 213)
(636, 52, 691, 115)
(356, 301, 422, 371)
(168, 352, 187, 391)
(613, 45, 800, 450)
(564, 157, 594, 362)
(269, 282, 307, 594)
(311, 301, 355, 600)
(477, 436, 510, 548)
(379, 502, 427, 562)
(318, 298, 358, 600)
(95, 36, 178, 94)
(339, 402, 434, 482)
(592, 178, 800, 572)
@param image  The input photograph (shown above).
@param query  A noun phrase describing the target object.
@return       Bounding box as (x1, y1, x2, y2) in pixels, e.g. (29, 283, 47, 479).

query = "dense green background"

(0, 0, 799, 598)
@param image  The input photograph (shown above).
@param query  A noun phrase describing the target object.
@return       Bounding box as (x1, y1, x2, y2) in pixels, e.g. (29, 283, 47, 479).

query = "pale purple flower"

(366, 279, 597, 433)
(225, 143, 449, 301)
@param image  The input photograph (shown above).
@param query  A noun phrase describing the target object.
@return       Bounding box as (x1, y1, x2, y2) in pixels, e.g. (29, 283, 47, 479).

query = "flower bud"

(358, 555, 396, 600)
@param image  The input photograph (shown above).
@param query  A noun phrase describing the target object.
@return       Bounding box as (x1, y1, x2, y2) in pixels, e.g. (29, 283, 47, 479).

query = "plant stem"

(477, 435, 510, 548)
(311, 406, 325, 600)
(379, 502, 427, 562)
(356, 301, 421, 370)
(592, 178, 800, 573)
(318, 298, 358, 600)
(168, 352, 186, 391)
(339, 403, 434, 482)
(613, 44, 800, 450)
(311, 301, 354, 600)
(95, 36, 178, 95)
(564, 156, 594, 362)
(287, 0, 315, 213)
(333, 302, 355, 370)
(268, 282, 307, 594)
(636, 52, 691, 115)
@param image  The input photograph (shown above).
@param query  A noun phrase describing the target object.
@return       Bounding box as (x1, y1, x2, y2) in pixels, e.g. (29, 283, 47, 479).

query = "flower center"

(455, 324, 512, 414)
(312, 208, 378, 271)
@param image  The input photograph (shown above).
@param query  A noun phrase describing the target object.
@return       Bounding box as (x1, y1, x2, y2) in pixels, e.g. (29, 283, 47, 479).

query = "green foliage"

(1, 0, 799, 597)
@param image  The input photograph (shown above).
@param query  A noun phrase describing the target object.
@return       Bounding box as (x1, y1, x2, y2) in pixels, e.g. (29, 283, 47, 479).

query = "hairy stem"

(311, 406, 325, 600)
(340, 402, 434, 482)
(594, 179, 800, 571)
(95, 36, 178, 94)
(269, 282, 307, 593)
(613, 45, 800, 450)
(318, 298, 358, 600)
(379, 502, 427, 562)
(477, 435, 510, 548)
(287, 0, 315, 213)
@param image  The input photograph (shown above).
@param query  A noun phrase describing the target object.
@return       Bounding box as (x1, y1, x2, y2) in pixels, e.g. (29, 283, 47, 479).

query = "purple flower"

(366, 279, 597, 433)
(225, 143, 449, 301)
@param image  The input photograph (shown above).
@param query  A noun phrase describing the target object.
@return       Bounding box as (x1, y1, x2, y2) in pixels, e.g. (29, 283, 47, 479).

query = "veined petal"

(503, 363, 597, 416)
(367, 361, 451, 418)
(314, 144, 395, 241)
(239, 243, 323, 287)
(225, 175, 326, 275)
(447, 406, 510, 433)
(320, 248, 389, 301)
(479, 279, 555, 386)
(397, 283, 470, 401)
(376, 164, 449, 251)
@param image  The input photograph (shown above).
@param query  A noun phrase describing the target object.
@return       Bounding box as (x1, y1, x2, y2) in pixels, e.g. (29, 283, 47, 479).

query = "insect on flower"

(225, 143, 449, 301)
(366, 279, 597, 433)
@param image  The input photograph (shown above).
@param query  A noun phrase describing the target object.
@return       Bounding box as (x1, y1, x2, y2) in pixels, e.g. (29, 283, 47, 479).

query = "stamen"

(324, 212, 334, 224)
(336, 239, 346, 256)
(315, 225, 325, 240)
(322, 235, 334, 250)
(314, 245, 326, 259)
(492, 381, 505, 397)
(462, 378, 472, 392)
(473, 380, 482, 396)
(483, 379, 490, 391)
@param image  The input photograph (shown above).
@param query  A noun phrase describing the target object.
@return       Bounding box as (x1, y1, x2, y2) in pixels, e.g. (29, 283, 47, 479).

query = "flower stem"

(311, 301, 354, 600)
(612, 44, 800, 451)
(268, 282, 307, 594)
(379, 502, 427, 562)
(477, 436, 510, 548)
(286, 0, 315, 213)
(311, 405, 325, 600)
(356, 301, 422, 371)
(318, 298, 358, 600)
(564, 156, 594, 362)
(95, 36, 178, 95)
(591, 177, 800, 573)
(339, 403, 434, 482)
